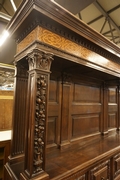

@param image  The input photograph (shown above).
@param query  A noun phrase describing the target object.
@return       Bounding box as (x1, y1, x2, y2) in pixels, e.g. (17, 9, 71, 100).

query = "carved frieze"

(17, 26, 120, 78)
(16, 16, 120, 64)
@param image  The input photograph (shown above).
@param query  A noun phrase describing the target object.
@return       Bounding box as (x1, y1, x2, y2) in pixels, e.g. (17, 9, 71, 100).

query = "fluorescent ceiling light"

(10, 0, 17, 12)
(0, 12, 11, 21)
(0, 30, 10, 47)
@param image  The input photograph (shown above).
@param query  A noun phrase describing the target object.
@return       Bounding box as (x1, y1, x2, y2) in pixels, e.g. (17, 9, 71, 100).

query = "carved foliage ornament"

(34, 74, 47, 174)
(27, 50, 53, 71)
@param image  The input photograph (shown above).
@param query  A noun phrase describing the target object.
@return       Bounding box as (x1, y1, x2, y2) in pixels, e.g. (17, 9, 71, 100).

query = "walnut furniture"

(4, 0, 120, 180)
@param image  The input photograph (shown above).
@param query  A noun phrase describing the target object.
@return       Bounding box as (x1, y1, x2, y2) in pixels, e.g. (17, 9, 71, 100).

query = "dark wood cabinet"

(4, 0, 120, 180)
(0, 140, 10, 180)
(90, 161, 109, 180)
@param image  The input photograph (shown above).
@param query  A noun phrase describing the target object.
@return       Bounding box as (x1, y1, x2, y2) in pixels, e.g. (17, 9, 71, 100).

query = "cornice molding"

(7, 0, 120, 59)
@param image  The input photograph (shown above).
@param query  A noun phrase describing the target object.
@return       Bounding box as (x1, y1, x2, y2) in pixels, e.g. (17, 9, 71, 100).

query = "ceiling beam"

(93, 1, 120, 35)
(9, 0, 17, 12)
(108, 19, 115, 43)
(108, 4, 120, 14)
(0, 0, 5, 11)
(100, 18, 107, 33)
(103, 26, 120, 36)
(0, 12, 11, 21)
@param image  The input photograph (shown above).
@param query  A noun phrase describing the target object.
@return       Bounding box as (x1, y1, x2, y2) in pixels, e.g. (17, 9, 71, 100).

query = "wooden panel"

(72, 103, 101, 114)
(108, 87, 117, 103)
(114, 175, 120, 180)
(108, 104, 117, 112)
(108, 87, 117, 130)
(115, 155, 120, 171)
(71, 83, 101, 139)
(0, 140, 11, 180)
(90, 161, 110, 180)
(47, 117, 57, 145)
(115, 157, 120, 171)
(72, 114, 99, 137)
(49, 80, 58, 102)
(48, 103, 59, 116)
(93, 166, 108, 180)
(0, 91, 13, 131)
(61, 84, 70, 142)
(108, 113, 116, 129)
(47, 80, 61, 147)
(73, 84, 100, 102)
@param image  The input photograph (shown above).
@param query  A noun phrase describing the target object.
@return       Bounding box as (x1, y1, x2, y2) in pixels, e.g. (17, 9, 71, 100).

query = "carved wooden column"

(9, 61, 28, 163)
(20, 49, 53, 180)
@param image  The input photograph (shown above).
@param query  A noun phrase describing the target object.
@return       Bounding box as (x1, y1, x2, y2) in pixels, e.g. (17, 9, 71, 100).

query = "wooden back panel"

(47, 75, 108, 149)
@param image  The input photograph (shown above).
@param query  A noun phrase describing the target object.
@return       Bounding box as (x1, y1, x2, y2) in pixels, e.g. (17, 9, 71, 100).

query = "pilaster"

(117, 84, 120, 131)
(20, 49, 53, 179)
(9, 61, 28, 164)
(102, 82, 108, 135)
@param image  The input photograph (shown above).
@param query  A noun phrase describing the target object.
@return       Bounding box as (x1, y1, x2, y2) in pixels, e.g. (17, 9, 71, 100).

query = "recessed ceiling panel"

(97, 0, 120, 11)
(1, 0, 14, 16)
(110, 9, 120, 26)
(54, 0, 95, 14)
(80, 4, 102, 23)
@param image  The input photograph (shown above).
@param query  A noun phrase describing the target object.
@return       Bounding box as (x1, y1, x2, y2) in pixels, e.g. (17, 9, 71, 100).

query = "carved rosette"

(27, 49, 53, 71)
(33, 74, 47, 173)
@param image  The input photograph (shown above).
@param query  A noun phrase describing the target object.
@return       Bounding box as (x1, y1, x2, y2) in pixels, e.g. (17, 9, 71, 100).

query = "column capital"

(14, 61, 28, 78)
(27, 49, 54, 71)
